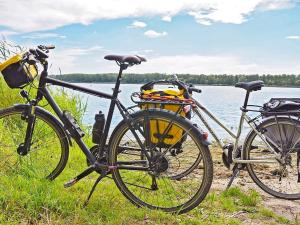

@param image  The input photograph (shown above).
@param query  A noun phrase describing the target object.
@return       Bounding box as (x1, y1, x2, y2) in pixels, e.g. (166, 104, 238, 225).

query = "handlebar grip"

(46, 45, 55, 49)
(27, 54, 37, 65)
(188, 87, 202, 93)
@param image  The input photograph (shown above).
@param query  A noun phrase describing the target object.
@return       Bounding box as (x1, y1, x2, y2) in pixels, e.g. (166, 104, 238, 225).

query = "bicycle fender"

(242, 115, 300, 159)
(13, 104, 72, 146)
(110, 108, 210, 147)
(143, 108, 211, 146)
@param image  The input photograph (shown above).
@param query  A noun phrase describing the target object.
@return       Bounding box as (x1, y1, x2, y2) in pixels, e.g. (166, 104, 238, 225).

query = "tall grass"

(0, 76, 86, 119)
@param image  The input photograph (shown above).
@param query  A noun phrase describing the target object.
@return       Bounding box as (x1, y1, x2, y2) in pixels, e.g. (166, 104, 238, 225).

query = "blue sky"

(1, 0, 300, 74)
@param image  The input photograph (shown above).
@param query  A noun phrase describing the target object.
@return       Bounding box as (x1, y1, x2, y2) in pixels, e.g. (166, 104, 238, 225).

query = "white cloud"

(127, 21, 147, 28)
(130, 49, 154, 55)
(21, 32, 66, 39)
(0, 0, 294, 32)
(131, 55, 259, 74)
(256, 0, 295, 11)
(161, 15, 172, 22)
(189, 0, 294, 25)
(286, 35, 300, 40)
(48, 46, 104, 74)
(129, 54, 300, 74)
(0, 30, 18, 37)
(188, 12, 213, 25)
(56, 46, 103, 57)
(50, 51, 300, 75)
(144, 30, 167, 38)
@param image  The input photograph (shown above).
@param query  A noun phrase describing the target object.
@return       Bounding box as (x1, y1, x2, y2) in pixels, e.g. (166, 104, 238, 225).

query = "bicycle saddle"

(235, 80, 264, 92)
(104, 55, 146, 64)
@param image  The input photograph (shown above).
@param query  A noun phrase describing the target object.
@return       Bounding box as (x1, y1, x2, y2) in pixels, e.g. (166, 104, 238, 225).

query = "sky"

(0, 0, 300, 75)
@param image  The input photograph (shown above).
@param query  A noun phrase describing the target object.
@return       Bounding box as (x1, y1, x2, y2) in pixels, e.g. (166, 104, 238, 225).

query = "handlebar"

(38, 45, 55, 51)
(188, 86, 202, 93)
(23, 44, 55, 65)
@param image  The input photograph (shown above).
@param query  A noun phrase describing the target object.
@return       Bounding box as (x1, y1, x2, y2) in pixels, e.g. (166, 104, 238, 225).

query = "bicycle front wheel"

(0, 106, 69, 180)
(109, 109, 213, 214)
(244, 116, 300, 199)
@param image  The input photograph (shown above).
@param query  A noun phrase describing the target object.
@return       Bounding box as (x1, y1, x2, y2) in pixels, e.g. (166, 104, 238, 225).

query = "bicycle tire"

(0, 105, 69, 180)
(243, 116, 300, 199)
(108, 109, 213, 214)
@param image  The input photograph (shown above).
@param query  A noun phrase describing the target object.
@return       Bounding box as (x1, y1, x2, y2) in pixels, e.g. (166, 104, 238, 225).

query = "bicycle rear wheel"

(0, 106, 69, 180)
(109, 109, 213, 214)
(244, 116, 300, 199)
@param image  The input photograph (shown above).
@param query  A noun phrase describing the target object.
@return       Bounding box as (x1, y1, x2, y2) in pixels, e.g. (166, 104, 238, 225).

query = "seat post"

(243, 91, 250, 109)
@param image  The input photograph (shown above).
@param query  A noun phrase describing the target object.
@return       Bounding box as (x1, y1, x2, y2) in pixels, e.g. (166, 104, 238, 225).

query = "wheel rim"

(0, 111, 65, 179)
(246, 118, 300, 197)
(111, 114, 209, 212)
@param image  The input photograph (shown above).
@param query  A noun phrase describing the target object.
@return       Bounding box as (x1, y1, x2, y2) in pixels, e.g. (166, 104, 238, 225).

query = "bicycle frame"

(30, 62, 152, 172)
(191, 96, 282, 164)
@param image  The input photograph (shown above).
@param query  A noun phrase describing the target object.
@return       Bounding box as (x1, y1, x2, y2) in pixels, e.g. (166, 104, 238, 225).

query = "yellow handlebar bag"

(0, 54, 37, 88)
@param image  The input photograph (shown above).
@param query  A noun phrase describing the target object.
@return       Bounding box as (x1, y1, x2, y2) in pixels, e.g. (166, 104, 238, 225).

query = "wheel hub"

(17, 143, 28, 156)
(152, 152, 169, 174)
(283, 154, 292, 166)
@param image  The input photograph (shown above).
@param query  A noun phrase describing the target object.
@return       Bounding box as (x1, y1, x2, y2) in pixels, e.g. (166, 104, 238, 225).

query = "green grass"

(0, 78, 294, 224)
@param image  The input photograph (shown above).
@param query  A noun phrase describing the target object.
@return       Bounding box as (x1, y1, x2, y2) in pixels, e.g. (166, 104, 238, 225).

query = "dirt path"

(211, 149, 300, 222)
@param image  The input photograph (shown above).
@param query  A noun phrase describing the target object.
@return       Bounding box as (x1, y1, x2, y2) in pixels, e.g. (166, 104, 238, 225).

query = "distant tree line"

(50, 73, 300, 87)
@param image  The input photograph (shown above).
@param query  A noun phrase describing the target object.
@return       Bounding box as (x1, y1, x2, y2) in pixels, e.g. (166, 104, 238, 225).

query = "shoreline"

(66, 81, 300, 89)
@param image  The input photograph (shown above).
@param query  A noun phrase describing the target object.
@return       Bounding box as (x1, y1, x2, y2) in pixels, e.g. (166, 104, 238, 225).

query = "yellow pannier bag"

(0, 53, 37, 88)
(139, 88, 190, 147)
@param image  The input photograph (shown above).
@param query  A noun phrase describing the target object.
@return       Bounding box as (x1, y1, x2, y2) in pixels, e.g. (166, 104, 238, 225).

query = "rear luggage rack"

(131, 92, 194, 106)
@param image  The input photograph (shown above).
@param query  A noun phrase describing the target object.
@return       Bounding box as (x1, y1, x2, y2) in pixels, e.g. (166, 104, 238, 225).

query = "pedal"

(64, 166, 95, 188)
(64, 178, 78, 188)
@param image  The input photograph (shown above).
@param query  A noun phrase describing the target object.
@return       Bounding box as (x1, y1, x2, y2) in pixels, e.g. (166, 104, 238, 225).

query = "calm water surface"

(58, 83, 300, 141)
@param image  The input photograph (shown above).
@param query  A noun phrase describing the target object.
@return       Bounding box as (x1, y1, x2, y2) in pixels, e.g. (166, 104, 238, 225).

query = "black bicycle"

(0, 45, 213, 214)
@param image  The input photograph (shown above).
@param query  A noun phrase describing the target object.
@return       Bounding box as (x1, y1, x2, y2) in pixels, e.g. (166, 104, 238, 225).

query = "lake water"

(58, 83, 300, 141)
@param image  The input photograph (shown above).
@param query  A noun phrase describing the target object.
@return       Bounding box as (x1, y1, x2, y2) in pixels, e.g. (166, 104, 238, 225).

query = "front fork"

(18, 103, 37, 156)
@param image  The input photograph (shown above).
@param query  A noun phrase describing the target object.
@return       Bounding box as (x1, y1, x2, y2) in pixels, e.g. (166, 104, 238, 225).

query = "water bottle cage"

(92, 111, 105, 144)
(62, 110, 85, 139)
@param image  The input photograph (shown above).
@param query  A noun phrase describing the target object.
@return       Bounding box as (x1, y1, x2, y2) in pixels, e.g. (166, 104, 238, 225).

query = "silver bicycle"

(134, 77, 300, 200)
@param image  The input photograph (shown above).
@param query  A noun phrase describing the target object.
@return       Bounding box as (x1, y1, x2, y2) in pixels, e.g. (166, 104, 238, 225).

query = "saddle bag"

(262, 98, 300, 117)
(262, 98, 300, 152)
(0, 54, 38, 88)
(138, 80, 192, 148)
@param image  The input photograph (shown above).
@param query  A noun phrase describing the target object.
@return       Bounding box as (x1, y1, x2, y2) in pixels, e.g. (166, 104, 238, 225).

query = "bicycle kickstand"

(83, 171, 107, 207)
(226, 164, 241, 190)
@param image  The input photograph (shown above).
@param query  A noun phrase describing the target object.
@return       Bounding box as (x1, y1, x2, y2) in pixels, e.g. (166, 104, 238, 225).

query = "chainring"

(86, 145, 108, 167)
